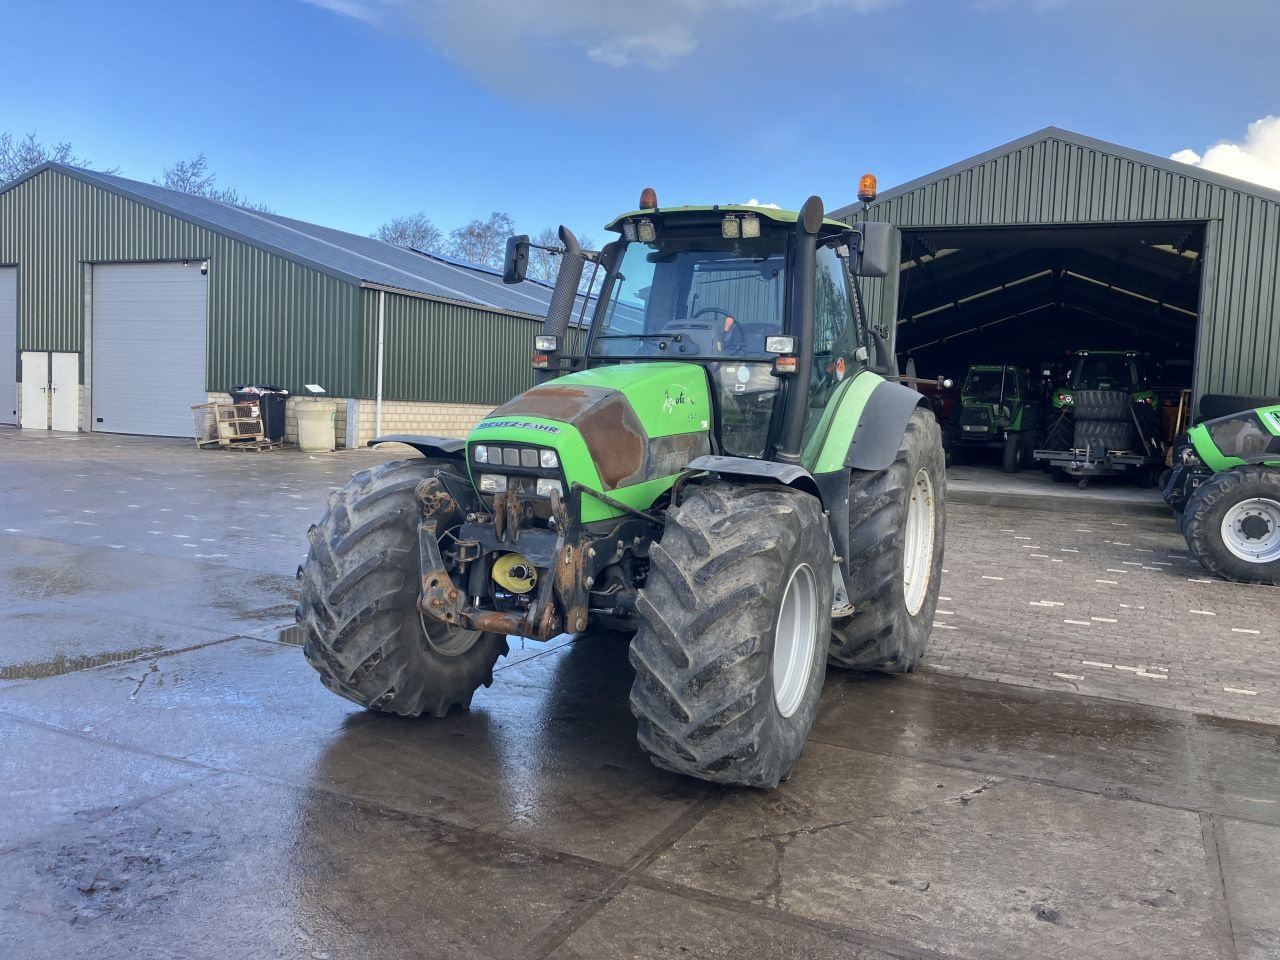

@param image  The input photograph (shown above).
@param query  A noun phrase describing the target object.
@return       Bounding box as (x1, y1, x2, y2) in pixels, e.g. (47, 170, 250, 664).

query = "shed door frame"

(88, 260, 209, 437)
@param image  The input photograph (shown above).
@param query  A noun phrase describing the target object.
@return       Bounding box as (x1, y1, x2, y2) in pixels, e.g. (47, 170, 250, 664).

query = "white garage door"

(0, 267, 16, 425)
(92, 262, 207, 437)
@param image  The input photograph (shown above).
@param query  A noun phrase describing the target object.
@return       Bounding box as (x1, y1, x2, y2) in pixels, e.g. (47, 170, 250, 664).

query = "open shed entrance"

(892, 222, 1204, 401)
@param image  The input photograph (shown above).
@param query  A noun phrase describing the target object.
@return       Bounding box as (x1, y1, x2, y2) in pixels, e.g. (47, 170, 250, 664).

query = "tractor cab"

(583, 204, 872, 459)
(1055, 349, 1152, 408)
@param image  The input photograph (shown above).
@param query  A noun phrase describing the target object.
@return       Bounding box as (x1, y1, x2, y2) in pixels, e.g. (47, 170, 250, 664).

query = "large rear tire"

(1183, 467, 1280, 585)
(1044, 410, 1074, 450)
(297, 458, 508, 716)
(829, 407, 946, 673)
(628, 484, 833, 788)
(1074, 390, 1131, 421)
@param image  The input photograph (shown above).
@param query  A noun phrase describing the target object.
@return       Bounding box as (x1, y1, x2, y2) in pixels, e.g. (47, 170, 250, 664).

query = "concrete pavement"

(2, 428, 1278, 960)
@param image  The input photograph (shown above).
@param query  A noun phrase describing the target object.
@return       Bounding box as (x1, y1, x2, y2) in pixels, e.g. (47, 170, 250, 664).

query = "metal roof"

(0, 161, 562, 320)
(829, 125, 1280, 221)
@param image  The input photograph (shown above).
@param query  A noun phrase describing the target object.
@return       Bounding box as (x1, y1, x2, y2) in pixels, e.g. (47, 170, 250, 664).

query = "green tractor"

(1164, 403, 1280, 585)
(946, 364, 1042, 472)
(1036, 348, 1164, 486)
(297, 190, 947, 789)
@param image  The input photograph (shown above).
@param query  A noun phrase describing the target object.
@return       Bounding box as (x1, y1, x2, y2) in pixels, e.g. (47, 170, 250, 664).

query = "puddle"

(0, 646, 164, 681)
(276, 625, 305, 646)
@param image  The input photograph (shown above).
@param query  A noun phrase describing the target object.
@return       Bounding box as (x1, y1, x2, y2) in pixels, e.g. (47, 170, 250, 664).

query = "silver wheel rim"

(903, 468, 937, 616)
(1220, 497, 1280, 563)
(772, 563, 818, 719)
(420, 613, 482, 656)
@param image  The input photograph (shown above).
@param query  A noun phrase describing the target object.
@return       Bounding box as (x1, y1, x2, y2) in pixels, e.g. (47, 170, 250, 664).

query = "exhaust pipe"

(539, 226, 585, 383)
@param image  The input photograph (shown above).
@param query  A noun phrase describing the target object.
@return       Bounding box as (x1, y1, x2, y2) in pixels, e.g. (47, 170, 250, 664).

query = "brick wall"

(205, 394, 494, 450)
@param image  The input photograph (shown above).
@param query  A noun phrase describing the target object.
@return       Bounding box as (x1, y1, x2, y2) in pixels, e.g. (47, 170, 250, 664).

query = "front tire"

(830, 407, 946, 673)
(297, 458, 508, 716)
(1002, 432, 1023, 473)
(628, 484, 833, 788)
(1183, 467, 1280, 585)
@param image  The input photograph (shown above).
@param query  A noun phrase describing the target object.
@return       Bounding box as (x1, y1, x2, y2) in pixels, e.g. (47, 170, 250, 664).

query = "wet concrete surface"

(3, 428, 1280, 959)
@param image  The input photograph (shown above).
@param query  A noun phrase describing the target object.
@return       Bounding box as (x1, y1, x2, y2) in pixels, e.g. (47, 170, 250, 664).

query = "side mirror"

(503, 235, 530, 284)
(849, 222, 898, 278)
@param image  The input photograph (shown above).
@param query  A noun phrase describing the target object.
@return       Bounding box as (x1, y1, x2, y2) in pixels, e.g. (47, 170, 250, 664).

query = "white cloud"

(587, 24, 698, 69)
(300, 0, 898, 72)
(300, 0, 398, 25)
(742, 198, 782, 208)
(1171, 116, 1280, 192)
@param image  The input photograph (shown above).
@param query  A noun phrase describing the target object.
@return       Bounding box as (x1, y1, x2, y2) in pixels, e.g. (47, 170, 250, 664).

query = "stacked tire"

(1072, 390, 1134, 452)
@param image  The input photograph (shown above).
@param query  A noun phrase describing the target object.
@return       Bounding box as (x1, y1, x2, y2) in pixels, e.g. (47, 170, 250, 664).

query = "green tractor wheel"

(297, 459, 509, 716)
(1183, 466, 1280, 585)
(628, 483, 833, 788)
(830, 408, 945, 673)
(1001, 431, 1025, 473)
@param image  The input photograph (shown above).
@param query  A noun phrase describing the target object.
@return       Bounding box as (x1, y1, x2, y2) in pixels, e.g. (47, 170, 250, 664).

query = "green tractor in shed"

(297, 187, 946, 788)
(946, 364, 1042, 472)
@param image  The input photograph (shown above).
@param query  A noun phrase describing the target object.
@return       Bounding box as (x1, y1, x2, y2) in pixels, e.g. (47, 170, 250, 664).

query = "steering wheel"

(691, 306, 747, 353)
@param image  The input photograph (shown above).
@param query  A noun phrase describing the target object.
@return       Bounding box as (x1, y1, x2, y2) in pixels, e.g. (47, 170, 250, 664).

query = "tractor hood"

(470, 362, 713, 494)
(1189, 404, 1280, 470)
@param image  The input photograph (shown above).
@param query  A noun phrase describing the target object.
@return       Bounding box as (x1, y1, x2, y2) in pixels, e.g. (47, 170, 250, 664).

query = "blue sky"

(2, 0, 1277, 244)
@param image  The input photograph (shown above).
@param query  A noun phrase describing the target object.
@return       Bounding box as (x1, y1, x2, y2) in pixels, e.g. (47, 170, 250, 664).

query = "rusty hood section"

(488, 365, 712, 490)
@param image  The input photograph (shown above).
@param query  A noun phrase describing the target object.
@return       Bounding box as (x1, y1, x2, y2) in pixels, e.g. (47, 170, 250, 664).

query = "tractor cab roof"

(605, 204, 848, 235)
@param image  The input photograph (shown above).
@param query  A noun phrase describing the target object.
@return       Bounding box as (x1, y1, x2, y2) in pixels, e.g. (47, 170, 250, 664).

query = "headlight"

(520, 448, 539, 468)
(473, 444, 489, 464)
(1180, 447, 1202, 466)
(536, 479, 563, 498)
(478, 474, 508, 493)
(540, 449, 559, 469)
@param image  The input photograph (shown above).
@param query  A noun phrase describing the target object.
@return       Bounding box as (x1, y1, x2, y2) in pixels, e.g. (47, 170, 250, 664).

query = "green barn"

(0, 162, 563, 445)
(833, 126, 1280, 409)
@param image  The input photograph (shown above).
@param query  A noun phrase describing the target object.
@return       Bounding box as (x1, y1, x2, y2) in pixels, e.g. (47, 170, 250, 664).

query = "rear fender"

(369, 435, 466, 461)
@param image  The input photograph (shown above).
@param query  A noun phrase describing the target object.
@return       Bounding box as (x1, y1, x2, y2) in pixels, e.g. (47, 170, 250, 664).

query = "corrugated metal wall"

(0, 168, 362, 394)
(841, 134, 1280, 397)
(365, 289, 542, 404)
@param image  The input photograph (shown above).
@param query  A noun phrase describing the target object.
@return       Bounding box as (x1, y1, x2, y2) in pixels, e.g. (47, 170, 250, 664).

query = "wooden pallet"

(220, 438, 283, 452)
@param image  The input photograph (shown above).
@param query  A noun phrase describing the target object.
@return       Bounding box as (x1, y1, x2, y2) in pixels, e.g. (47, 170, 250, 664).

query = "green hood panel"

(469, 362, 713, 518)
(507, 363, 713, 439)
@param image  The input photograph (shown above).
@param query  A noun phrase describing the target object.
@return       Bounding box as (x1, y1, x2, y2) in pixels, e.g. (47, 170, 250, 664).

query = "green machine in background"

(1036, 349, 1164, 487)
(296, 182, 948, 789)
(1165, 404, 1280, 585)
(946, 364, 1042, 472)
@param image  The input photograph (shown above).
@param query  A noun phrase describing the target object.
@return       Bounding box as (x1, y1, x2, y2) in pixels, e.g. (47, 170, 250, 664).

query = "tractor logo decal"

(663, 387, 691, 415)
(477, 419, 561, 435)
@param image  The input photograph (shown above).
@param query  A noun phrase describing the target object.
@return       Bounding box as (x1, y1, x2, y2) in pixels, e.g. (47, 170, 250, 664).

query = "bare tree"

(528, 227, 562, 284)
(0, 131, 115, 182)
(447, 211, 515, 269)
(373, 212, 443, 251)
(158, 153, 271, 212)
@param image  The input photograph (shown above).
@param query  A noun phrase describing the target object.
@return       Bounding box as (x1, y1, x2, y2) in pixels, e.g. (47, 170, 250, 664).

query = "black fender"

(845, 380, 928, 472)
(683, 455, 821, 500)
(368, 434, 466, 461)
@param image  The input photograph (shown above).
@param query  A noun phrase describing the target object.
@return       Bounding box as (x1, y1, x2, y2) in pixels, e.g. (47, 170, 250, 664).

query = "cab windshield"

(1075, 354, 1137, 391)
(590, 233, 786, 360)
(964, 367, 1016, 403)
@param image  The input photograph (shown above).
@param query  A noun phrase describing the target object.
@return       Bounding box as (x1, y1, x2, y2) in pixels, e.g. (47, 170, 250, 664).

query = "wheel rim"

(903, 468, 937, 616)
(772, 563, 818, 719)
(420, 614, 483, 656)
(1219, 497, 1280, 563)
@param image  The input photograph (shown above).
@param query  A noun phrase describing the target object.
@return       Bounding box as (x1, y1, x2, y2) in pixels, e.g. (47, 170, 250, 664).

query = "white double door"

(20, 352, 78, 431)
